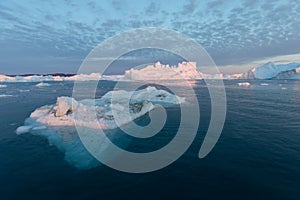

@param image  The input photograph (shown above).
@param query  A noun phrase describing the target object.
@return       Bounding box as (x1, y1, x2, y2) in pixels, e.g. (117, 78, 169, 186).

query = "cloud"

(0, 0, 300, 74)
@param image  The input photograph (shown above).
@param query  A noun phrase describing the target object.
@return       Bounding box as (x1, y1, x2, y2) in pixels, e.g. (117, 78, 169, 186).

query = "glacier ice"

(17, 86, 185, 169)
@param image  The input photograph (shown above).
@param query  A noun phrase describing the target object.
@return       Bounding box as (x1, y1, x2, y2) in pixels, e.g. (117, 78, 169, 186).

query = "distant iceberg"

(36, 82, 51, 87)
(3, 61, 300, 82)
(0, 94, 14, 98)
(124, 61, 202, 80)
(245, 62, 300, 79)
(17, 86, 185, 169)
(0, 73, 102, 82)
(237, 82, 251, 87)
(260, 83, 269, 86)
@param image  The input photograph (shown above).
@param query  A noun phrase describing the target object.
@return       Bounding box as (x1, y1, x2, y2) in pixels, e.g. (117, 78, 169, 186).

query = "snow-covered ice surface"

(17, 86, 185, 169)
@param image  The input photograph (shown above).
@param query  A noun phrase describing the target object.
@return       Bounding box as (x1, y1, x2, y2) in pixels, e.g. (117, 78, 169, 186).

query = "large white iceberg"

(123, 61, 249, 80)
(17, 86, 185, 169)
(124, 61, 202, 80)
(245, 62, 300, 79)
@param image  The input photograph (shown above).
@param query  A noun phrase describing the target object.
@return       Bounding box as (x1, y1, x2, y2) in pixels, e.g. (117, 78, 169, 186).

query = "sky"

(0, 0, 300, 74)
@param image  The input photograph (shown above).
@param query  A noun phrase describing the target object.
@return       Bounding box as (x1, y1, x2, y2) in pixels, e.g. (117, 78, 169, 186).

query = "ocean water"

(0, 80, 300, 200)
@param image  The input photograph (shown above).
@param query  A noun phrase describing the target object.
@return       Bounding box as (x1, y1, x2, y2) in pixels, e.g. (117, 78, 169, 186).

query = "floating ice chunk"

(36, 82, 51, 87)
(237, 82, 251, 87)
(16, 126, 33, 135)
(17, 86, 185, 169)
(0, 84, 7, 88)
(0, 94, 14, 98)
(26, 86, 184, 130)
(260, 83, 269, 86)
(19, 89, 30, 92)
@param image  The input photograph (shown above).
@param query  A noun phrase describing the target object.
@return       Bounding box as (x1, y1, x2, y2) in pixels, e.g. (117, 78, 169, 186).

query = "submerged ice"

(17, 86, 185, 169)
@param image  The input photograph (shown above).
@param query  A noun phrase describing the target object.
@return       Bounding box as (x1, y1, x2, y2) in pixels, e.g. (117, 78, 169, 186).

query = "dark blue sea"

(0, 80, 299, 200)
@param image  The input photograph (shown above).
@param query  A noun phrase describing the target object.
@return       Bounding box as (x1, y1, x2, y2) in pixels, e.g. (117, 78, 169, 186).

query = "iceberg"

(245, 62, 300, 79)
(124, 61, 202, 80)
(17, 86, 185, 169)
(260, 83, 269, 86)
(0, 74, 15, 82)
(0, 94, 14, 98)
(2, 61, 300, 82)
(24, 86, 185, 130)
(36, 82, 51, 87)
(123, 61, 247, 80)
(237, 82, 251, 87)
(0, 73, 102, 82)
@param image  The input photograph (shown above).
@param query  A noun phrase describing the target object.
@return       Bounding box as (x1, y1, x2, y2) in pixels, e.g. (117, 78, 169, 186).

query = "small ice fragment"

(16, 126, 32, 135)
(36, 82, 51, 87)
(0, 94, 13, 98)
(237, 82, 251, 87)
(260, 83, 269, 86)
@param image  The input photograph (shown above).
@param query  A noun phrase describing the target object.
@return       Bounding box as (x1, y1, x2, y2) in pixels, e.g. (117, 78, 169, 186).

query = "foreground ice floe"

(17, 86, 185, 169)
